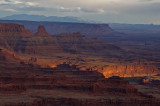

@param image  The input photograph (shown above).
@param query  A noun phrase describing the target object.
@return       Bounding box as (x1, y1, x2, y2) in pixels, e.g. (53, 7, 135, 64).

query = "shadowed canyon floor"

(0, 69, 159, 106)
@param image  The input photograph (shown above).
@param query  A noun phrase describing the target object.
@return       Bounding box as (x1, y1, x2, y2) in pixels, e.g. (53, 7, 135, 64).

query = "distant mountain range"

(1, 14, 160, 37)
(0, 14, 90, 23)
(1, 14, 160, 34)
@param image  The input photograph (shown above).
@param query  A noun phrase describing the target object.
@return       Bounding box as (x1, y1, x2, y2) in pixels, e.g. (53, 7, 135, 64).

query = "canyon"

(0, 22, 159, 105)
(0, 23, 159, 77)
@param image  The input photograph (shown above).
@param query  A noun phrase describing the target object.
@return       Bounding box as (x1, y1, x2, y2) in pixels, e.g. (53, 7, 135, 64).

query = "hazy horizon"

(0, 0, 160, 24)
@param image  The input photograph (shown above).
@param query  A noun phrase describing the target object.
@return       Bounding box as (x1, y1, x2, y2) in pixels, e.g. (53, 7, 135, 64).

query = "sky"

(0, 0, 160, 24)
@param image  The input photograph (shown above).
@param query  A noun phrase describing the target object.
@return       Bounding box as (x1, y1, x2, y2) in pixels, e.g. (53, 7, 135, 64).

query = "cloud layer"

(0, 0, 160, 24)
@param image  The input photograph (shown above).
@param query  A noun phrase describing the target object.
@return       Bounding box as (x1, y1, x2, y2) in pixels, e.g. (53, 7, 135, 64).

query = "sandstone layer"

(100, 64, 159, 78)
(0, 23, 33, 37)
(0, 69, 159, 106)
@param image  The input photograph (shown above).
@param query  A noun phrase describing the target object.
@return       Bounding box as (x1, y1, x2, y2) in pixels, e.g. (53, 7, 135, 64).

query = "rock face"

(0, 46, 40, 71)
(0, 23, 121, 55)
(56, 32, 120, 54)
(0, 75, 137, 94)
(35, 25, 50, 37)
(0, 70, 159, 106)
(100, 64, 159, 78)
(93, 76, 138, 93)
(0, 47, 18, 63)
(0, 23, 33, 37)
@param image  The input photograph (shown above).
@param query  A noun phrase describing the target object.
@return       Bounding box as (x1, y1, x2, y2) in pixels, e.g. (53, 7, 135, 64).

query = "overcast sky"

(0, 0, 160, 24)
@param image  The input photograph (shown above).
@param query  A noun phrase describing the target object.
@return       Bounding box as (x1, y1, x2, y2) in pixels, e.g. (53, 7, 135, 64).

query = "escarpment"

(100, 64, 159, 78)
(0, 23, 33, 37)
(0, 23, 121, 55)
(0, 20, 117, 37)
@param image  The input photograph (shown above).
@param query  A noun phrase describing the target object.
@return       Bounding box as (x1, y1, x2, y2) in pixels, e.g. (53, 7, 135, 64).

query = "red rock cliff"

(99, 64, 160, 78)
(0, 23, 33, 37)
(34, 25, 50, 37)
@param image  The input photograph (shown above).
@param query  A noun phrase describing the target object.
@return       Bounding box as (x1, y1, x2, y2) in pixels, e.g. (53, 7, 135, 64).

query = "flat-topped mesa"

(34, 25, 50, 37)
(59, 32, 85, 38)
(0, 23, 33, 37)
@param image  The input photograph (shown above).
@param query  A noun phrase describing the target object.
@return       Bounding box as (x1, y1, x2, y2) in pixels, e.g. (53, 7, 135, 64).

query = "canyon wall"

(100, 64, 159, 78)
(0, 23, 33, 37)
(0, 70, 159, 106)
(0, 23, 120, 55)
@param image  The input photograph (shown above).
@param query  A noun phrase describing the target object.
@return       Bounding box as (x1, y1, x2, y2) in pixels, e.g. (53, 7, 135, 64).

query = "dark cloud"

(4, 0, 11, 2)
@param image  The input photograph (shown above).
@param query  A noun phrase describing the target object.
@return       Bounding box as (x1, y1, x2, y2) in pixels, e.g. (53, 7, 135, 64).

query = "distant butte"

(34, 25, 51, 37)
